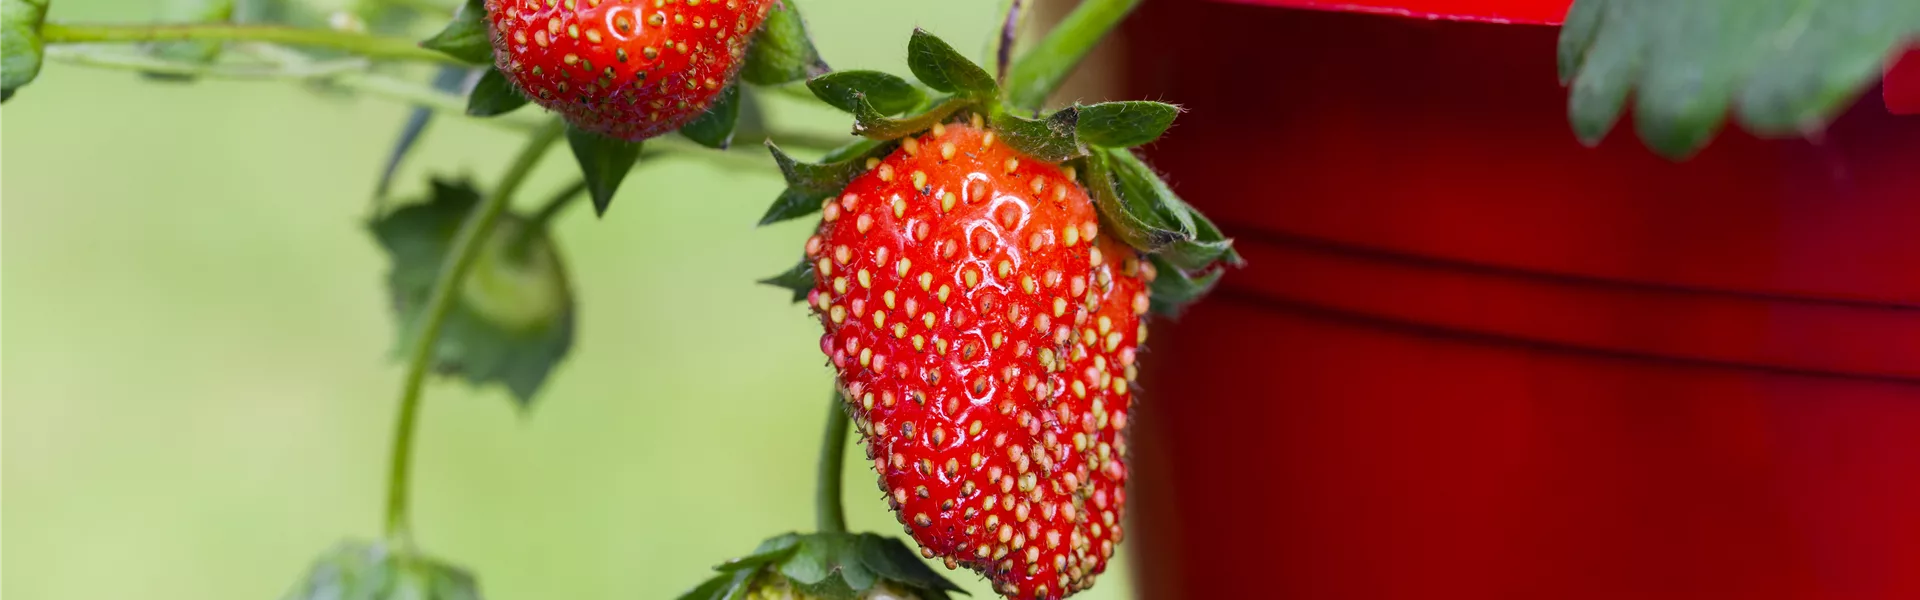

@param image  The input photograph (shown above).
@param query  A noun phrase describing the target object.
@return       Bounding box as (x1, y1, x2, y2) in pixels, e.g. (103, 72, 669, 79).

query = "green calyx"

(676, 532, 965, 600)
(282, 540, 481, 600)
(758, 26, 1237, 315)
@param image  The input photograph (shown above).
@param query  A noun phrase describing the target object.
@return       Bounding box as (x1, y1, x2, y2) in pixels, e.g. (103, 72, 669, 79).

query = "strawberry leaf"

(1082, 150, 1186, 253)
(807, 70, 926, 115)
(989, 107, 1084, 163)
(1101, 148, 1239, 270)
(373, 178, 576, 407)
(742, 0, 830, 86)
(466, 67, 530, 117)
(852, 535, 966, 594)
(679, 83, 742, 149)
(566, 127, 643, 216)
(1075, 101, 1180, 148)
(907, 28, 998, 101)
(0, 0, 48, 102)
(851, 96, 971, 140)
(759, 258, 816, 303)
(281, 540, 482, 600)
(420, 0, 491, 65)
(1560, 0, 1920, 159)
(1146, 255, 1224, 317)
(760, 139, 895, 225)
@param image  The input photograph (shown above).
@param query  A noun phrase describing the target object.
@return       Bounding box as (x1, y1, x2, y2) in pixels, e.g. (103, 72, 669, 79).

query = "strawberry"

(484, 0, 773, 141)
(804, 119, 1141, 599)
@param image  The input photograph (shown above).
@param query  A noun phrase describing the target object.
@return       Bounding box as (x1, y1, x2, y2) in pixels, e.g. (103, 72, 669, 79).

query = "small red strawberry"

(484, 0, 773, 141)
(805, 119, 1138, 599)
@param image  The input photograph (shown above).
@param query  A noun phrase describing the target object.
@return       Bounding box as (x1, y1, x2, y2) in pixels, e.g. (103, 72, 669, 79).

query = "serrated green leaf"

(567, 127, 643, 216)
(467, 67, 530, 117)
(1146, 255, 1224, 317)
(1075, 101, 1180, 148)
(1083, 151, 1186, 253)
(807, 70, 926, 115)
(372, 178, 575, 407)
(741, 0, 829, 85)
(851, 96, 972, 140)
(421, 0, 491, 64)
(990, 107, 1084, 163)
(281, 540, 483, 600)
(854, 535, 966, 594)
(1559, 0, 1920, 159)
(759, 258, 816, 303)
(760, 139, 896, 225)
(0, 0, 48, 102)
(907, 28, 998, 100)
(680, 83, 742, 149)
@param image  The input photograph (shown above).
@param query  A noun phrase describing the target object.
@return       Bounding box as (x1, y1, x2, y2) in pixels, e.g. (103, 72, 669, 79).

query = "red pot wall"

(1124, 4, 1920, 600)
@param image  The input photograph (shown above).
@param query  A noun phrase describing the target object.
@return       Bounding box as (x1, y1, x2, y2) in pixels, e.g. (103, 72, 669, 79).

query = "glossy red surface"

(1124, 3, 1920, 599)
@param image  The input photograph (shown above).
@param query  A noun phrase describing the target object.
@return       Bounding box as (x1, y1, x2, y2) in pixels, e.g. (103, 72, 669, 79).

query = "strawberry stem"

(817, 391, 851, 533)
(38, 22, 467, 66)
(1003, 0, 1141, 111)
(382, 118, 568, 544)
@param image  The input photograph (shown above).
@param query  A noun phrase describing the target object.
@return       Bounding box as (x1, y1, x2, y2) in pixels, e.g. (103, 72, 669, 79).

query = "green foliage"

(989, 107, 1083, 163)
(759, 258, 816, 303)
(1560, 0, 1920, 159)
(760, 139, 895, 225)
(466, 67, 529, 117)
(282, 541, 482, 600)
(371, 178, 575, 407)
(1100, 148, 1240, 270)
(680, 83, 744, 149)
(678, 533, 963, 600)
(741, 0, 830, 86)
(1080, 149, 1185, 254)
(566, 127, 644, 216)
(906, 28, 997, 101)
(806, 70, 926, 115)
(850, 96, 969, 140)
(1075, 101, 1179, 148)
(1145, 254, 1223, 317)
(0, 0, 47, 102)
(421, 0, 491, 65)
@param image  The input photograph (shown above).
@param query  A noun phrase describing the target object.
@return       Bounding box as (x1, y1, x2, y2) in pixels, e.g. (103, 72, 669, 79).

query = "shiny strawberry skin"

(805, 121, 1133, 599)
(484, 0, 772, 141)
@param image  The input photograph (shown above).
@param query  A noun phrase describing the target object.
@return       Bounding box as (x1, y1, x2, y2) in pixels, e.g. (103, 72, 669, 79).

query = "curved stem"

(1004, 0, 1141, 111)
(509, 179, 589, 258)
(39, 22, 467, 65)
(383, 118, 568, 542)
(816, 391, 851, 534)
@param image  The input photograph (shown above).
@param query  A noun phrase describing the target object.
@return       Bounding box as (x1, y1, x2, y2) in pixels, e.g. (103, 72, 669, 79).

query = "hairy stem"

(816, 391, 851, 534)
(1004, 0, 1141, 111)
(383, 119, 568, 542)
(39, 22, 468, 65)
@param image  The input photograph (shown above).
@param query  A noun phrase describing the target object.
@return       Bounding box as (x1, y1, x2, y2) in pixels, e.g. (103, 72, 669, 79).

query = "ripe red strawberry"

(804, 120, 1143, 599)
(484, 0, 773, 141)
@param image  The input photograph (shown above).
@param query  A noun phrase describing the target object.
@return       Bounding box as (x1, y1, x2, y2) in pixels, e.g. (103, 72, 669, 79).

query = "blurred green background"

(0, 0, 1135, 598)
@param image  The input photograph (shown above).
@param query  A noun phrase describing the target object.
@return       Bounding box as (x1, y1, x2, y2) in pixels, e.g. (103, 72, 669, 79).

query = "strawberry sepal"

(740, 0, 830, 86)
(678, 532, 964, 600)
(760, 139, 899, 225)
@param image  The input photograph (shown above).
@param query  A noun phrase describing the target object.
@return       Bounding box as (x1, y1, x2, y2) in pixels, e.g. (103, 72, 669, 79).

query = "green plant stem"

(508, 179, 588, 258)
(993, 0, 1030, 84)
(383, 118, 568, 542)
(39, 22, 467, 65)
(1004, 0, 1141, 111)
(816, 391, 850, 534)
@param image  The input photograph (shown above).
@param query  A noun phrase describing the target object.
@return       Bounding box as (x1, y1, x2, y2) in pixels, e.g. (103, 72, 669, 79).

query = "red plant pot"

(1122, 2, 1920, 599)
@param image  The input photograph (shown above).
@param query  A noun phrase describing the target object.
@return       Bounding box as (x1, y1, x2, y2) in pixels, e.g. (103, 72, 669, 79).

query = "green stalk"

(39, 22, 466, 65)
(1003, 0, 1141, 111)
(382, 119, 567, 542)
(816, 391, 850, 534)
